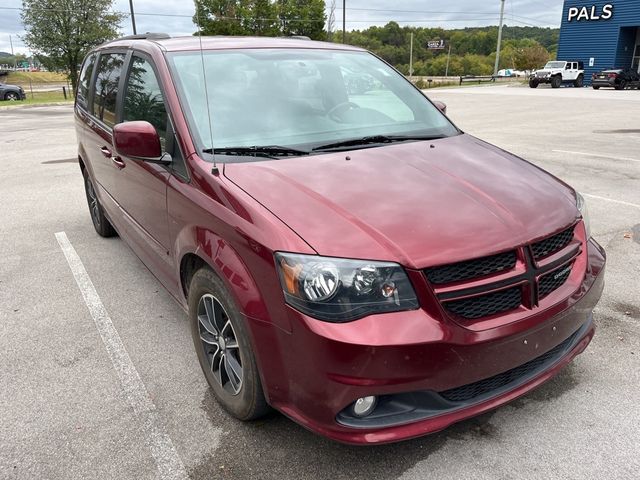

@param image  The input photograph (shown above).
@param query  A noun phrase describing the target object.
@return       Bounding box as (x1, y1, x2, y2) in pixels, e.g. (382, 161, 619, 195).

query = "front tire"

(529, 79, 539, 89)
(4, 92, 20, 101)
(83, 168, 116, 237)
(551, 75, 562, 89)
(592, 85, 600, 90)
(188, 267, 270, 421)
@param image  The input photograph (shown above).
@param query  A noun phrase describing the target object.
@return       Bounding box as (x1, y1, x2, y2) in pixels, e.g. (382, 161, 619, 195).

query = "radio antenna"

(195, 9, 218, 174)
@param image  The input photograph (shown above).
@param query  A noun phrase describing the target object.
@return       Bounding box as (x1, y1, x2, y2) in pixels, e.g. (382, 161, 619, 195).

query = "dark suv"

(75, 34, 605, 444)
(0, 81, 26, 101)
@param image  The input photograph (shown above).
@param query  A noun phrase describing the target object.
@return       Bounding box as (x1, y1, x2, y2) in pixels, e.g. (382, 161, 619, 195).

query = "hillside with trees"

(344, 23, 560, 76)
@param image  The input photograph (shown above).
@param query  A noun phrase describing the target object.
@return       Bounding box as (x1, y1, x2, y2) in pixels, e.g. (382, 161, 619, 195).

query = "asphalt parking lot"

(1, 85, 639, 480)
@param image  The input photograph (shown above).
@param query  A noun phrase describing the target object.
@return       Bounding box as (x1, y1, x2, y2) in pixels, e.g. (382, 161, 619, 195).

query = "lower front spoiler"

(279, 315, 595, 445)
(336, 317, 592, 430)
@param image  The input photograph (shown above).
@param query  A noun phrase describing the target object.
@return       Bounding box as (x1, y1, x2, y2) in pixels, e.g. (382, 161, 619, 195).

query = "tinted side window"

(93, 53, 126, 127)
(123, 56, 167, 146)
(77, 53, 96, 108)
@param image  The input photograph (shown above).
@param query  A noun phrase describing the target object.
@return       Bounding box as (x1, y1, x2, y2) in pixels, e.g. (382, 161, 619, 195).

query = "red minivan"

(75, 34, 605, 444)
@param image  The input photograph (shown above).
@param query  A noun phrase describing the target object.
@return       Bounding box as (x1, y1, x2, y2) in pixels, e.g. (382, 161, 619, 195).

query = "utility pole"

(342, 0, 346, 43)
(445, 43, 452, 77)
(129, 0, 137, 35)
(9, 35, 16, 70)
(494, 0, 506, 76)
(409, 32, 414, 77)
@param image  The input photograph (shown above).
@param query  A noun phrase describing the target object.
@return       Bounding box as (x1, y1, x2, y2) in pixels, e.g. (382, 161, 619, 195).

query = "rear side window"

(123, 55, 167, 145)
(77, 53, 96, 108)
(93, 53, 126, 128)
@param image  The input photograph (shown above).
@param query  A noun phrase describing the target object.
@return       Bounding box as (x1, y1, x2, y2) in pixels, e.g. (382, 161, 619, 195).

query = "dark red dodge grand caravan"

(75, 34, 605, 444)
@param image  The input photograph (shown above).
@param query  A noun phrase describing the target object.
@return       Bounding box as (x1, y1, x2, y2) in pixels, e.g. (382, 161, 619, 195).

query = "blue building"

(557, 1, 640, 83)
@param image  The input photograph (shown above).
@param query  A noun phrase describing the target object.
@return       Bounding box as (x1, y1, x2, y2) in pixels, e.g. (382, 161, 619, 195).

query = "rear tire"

(188, 267, 270, 421)
(551, 75, 562, 89)
(574, 75, 584, 88)
(615, 80, 627, 91)
(83, 168, 116, 237)
(529, 79, 539, 89)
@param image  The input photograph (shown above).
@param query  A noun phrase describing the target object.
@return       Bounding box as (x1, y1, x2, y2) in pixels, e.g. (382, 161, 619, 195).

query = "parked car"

(0, 82, 26, 101)
(75, 34, 605, 445)
(592, 68, 640, 90)
(529, 61, 584, 88)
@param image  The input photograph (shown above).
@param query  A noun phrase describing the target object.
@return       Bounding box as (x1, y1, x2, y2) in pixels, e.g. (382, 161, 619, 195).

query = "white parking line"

(55, 232, 188, 480)
(552, 149, 640, 163)
(583, 193, 640, 210)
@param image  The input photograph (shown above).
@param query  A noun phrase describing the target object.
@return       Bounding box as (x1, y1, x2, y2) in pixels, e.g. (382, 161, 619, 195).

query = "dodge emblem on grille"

(554, 265, 572, 281)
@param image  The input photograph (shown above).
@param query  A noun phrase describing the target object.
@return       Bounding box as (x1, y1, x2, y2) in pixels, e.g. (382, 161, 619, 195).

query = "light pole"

(409, 32, 414, 77)
(129, 0, 137, 35)
(342, 0, 346, 43)
(494, 0, 506, 76)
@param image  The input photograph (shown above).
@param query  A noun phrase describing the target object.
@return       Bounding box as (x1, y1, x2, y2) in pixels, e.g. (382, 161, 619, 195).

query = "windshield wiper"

(311, 134, 445, 152)
(203, 145, 310, 158)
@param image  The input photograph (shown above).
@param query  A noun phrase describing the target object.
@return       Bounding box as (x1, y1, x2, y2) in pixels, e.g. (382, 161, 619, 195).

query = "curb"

(0, 101, 74, 111)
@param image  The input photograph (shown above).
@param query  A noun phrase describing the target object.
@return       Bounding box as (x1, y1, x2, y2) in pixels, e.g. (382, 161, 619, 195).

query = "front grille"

(531, 226, 575, 260)
(425, 251, 517, 285)
(539, 264, 573, 298)
(443, 287, 521, 320)
(428, 224, 579, 322)
(440, 329, 578, 403)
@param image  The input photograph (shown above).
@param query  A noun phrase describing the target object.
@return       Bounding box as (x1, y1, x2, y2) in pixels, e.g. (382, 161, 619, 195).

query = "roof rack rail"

(118, 32, 171, 41)
(288, 35, 311, 40)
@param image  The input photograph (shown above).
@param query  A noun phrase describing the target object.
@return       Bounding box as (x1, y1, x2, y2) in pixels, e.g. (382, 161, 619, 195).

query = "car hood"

(224, 134, 578, 268)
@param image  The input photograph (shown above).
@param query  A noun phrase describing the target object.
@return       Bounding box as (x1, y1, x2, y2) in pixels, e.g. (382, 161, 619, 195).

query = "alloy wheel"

(6, 92, 19, 101)
(85, 177, 101, 227)
(197, 294, 243, 395)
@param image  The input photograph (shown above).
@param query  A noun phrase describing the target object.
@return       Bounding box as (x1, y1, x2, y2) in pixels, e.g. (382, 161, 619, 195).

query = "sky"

(0, 0, 565, 56)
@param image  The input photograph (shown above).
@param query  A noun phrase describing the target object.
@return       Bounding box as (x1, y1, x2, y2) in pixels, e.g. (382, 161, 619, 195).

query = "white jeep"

(529, 61, 585, 89)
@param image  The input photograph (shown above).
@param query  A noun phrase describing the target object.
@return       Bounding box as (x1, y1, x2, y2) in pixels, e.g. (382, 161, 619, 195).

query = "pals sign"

(567, 4, 614, 22)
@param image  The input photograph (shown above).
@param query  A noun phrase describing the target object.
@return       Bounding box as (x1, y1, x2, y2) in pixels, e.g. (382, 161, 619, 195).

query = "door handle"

(111, 156, 126, 169)
(99, 146, 112, 158)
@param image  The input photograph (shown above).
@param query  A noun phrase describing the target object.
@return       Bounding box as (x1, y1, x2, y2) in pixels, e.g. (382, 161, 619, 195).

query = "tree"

(326, 0, 336, 42)
(194, 0, 251, 36)
(514, 42, 552, 72)
(193, 0, 326, 40)
(21, 0, 124, 91)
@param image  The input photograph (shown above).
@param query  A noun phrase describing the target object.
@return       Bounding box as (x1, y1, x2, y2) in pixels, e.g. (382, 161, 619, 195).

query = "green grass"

(6, 71, 68, 85)
(25, 90, 73, 104)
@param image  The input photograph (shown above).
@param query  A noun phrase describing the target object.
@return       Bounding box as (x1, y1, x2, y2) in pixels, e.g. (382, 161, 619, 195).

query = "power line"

(0, 5, 558, 32)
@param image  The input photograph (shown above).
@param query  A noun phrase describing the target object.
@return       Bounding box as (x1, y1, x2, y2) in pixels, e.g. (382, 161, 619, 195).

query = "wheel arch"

(176, 234, 274, 326)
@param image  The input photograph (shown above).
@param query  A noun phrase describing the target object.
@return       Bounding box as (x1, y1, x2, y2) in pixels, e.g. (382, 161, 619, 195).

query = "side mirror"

(433, 100, 447, 115)
(113, 121, 170, 164)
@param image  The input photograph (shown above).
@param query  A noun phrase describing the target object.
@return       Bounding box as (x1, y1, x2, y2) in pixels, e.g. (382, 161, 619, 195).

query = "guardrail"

(459, 75, 497, 85)
(5, 82, 74, 102)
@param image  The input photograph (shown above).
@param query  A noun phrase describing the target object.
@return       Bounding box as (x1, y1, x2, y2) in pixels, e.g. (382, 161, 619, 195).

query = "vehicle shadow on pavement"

(190, 364, 580, 480)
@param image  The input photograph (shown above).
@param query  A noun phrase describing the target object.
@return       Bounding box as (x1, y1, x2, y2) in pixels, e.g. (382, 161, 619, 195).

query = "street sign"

(428, 39, 446, 50)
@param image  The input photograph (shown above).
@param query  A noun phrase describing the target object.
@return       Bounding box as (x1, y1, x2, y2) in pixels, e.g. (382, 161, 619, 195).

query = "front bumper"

(531, 75, 552, 84)
(252, 238, 605, 444)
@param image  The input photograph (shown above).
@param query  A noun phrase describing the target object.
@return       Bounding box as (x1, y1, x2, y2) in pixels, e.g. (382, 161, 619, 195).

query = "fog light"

(352, 396, 377, 418)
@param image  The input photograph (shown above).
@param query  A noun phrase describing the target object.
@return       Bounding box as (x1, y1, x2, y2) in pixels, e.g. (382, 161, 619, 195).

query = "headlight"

(576, 192, 591, 239)
(275, 253, 419, 322)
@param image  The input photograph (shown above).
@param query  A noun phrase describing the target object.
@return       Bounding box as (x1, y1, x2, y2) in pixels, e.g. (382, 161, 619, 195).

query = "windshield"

(544, 62, 566, 69)
(167, 49, 458, 159)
